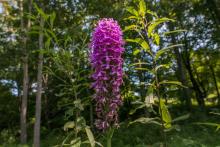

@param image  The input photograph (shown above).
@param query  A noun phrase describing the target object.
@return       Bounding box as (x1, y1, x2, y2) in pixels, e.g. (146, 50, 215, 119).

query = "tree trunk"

(20, 0, 32, 144)
(169, 24, 191, 109)
(207, 0, 220, 26)
(33, 13, 44, 147)
(182, 34, 205, 107)
(209, 65, 220, 104)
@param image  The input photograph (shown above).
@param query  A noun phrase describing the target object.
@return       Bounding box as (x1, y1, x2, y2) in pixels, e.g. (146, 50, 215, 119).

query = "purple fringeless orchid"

(90, 18, 124, 130)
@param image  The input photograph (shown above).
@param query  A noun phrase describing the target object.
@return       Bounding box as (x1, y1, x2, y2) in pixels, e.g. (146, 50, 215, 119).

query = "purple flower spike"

(90, 18, 124, 131)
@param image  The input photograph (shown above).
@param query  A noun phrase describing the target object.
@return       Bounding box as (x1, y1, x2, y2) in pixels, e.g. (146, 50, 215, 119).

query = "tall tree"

(20, 0, 32, 144)
(33, 7, 44, 147)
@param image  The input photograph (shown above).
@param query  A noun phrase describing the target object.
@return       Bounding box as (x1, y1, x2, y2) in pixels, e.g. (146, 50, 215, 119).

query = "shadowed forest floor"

(1, 106, 220, 147)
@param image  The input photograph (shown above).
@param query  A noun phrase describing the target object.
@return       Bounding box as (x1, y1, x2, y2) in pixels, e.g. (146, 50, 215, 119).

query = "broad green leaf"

(129, 117, 161, 126)
(85, 127, 95, 147)
(64, 121, 75, 131)
(153, 33, 160, 45)
(133, 49, 140, 55)
(155, 44, 183, 60)
(159, 100, 172, 128)
(126, 38, 150, 52)
(123, 25, 137, 32)
(172, 114, 190, 122)
(126, 7, 138, 16)
(139, 0, 146, 17)
(159, 80, 186, 88)
(148, 18, 174, 37)
(146, 10, 158, 18)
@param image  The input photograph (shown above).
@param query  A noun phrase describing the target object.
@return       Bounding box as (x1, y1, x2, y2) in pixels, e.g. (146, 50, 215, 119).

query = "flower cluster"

(90, 18, 124, 130)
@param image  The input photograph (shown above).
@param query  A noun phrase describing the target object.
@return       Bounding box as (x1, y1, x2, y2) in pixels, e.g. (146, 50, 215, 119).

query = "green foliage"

(196, 112, 220, 132)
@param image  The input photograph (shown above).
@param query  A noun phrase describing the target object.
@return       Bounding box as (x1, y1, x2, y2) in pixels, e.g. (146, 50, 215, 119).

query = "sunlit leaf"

(139, 0, 146, 17)
(159, 100, 172, 128)
(64, 121, 75, 131)
(126, 7, 138, 16)
(155, 64, 170, 72)
(85, 127, 95, 147)
(146, 10, 158, 18)
(153, 33, 160, 45)
(123, 16, 138, 20)
(126, 38, 150, 53)
(123, 25, 137, 32)
(133, 49, 140, 55)
(155, 44, 183, 60)
(148, 18, 174, 37)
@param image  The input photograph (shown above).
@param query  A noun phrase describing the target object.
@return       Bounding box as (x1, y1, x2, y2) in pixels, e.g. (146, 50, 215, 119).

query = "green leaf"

(155, 64, 170, 72)
(146, 10, 158, 18)
(123, 25, 137, 32)
(126, 38, 150, 53)
(64, 121, 75, 131)
(139, 0, 146, 17)
(129, 117, 161, 126)
(159, 80, 186, 88)
(159, 100, 172, 129)
(210, 112, 220, 116)
(129, 104, 145, 115)
(70, 137, 81, 146)
(126, 7, 138, 16)
(155, 44, 183, 60)
(74, 99, 84, 111)
(46, 29, 58, 43)
(153, 33, 160, 45)
(148, 18, 174, 37)
(123, 16, 138, 20)
(129, 62, 149, 67)
(172, 114, 190, 122)
(50, 11, 56, 27)
(135, 68, 152, 73)
(33, 3, 48, 20)
(163, 29, 187, 35)
(133, 49, 140, 55)
(85, 127, 95, 147)
(196, 122, 220, 132)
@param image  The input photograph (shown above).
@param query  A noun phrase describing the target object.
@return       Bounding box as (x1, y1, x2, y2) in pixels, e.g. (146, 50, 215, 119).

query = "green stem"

(107, 136, 111, 147)
(154, 60, 167, 147)
(106, 127, 114, 147)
